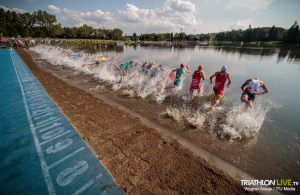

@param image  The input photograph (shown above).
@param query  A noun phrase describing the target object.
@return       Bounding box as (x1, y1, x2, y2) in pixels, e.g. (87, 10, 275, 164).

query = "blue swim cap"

(159, 65, 163, 67)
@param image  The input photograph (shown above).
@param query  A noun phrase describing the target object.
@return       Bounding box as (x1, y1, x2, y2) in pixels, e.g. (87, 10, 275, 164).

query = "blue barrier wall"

(0, 50, 124, 195)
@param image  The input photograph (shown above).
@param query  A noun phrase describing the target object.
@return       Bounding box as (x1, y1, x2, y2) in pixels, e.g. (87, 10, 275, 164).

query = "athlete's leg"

(82, 63, 94, 68)
(129, 72, 141, 80)
(246, 100, 254, 109)
(210, 95, 222, 110)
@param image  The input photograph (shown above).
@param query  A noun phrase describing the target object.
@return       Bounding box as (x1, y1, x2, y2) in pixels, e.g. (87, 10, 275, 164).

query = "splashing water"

(220, 104, 268, 140)
(123, 90, 135, 97)
(162, 107, 182, 121)
(161, 97, 280, 141)
(31, 46, 281, 142)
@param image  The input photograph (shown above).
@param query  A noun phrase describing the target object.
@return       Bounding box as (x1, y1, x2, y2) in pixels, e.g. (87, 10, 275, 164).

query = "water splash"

(161, 97, 280, 141)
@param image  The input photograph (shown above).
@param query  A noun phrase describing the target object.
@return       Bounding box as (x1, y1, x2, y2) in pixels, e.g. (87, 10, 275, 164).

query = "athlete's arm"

(172, 68, 179, 72)
(257, 81, 269, 95)
(184, 65, 191, 73)
(226, 73, 232, 88)
(152, 63, 159, 68)
(114, 63, 121, 71)
(201, 71, 206, 80)
(210, 72, 218, 83)
(241, 79, 252, 91)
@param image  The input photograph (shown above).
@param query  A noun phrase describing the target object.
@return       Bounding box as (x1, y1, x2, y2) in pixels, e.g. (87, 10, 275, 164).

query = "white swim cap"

(221, 66, 227, 72)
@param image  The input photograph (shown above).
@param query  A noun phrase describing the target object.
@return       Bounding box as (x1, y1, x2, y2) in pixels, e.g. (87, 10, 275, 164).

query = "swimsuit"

(190, 70, 202, 93)
(174, 68, 184, 87)
(213, 72, 227, 98)
(151, 67, 159, 77)
(242, 89, 257, 102)
(140, 63, 153, 75)
(94, 60, 100, 67)
(119, 62, 129, 70)
(119, 61, 134, 72)
(242, 79, 261, 102)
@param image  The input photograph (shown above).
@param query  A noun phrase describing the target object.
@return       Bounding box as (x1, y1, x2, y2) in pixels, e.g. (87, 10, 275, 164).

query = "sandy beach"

(15, 49, 260, 194)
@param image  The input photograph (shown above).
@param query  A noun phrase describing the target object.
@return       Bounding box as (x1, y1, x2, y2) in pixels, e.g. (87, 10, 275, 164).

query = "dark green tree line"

(0, 8, 123, 39)
(214, 22, 299, 43)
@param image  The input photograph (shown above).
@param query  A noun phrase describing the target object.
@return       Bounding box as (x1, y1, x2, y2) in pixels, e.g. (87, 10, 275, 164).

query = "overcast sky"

(1, 0, 300, 35)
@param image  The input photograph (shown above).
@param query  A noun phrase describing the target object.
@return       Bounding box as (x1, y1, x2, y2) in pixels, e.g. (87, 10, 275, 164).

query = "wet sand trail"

(15, 49, 259, 194)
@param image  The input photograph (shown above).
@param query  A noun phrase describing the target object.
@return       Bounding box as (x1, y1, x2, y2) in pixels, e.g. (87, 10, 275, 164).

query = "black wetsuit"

(140, 63, 153, 75)
(94, 60, 100, 67)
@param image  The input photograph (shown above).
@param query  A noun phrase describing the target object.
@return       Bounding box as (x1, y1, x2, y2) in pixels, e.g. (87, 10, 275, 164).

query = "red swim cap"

(198, 65, 203, 70)
(180, 63, 185, 68)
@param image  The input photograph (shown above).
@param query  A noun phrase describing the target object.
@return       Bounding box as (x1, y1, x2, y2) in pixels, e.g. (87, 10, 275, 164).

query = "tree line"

(137, 22, 299, 43)
(213, 22, 299, 43)
(0, 8, 123, 39)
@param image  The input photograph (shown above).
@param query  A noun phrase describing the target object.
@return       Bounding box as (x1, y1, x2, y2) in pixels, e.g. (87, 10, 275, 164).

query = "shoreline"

(15, 49, 262, 194)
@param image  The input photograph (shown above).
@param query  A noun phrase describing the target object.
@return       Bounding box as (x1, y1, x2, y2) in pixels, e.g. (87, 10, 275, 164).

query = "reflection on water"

(211, 45, 300, 65)
(33, 44, 300, 182)
(71, 44, 300, 65)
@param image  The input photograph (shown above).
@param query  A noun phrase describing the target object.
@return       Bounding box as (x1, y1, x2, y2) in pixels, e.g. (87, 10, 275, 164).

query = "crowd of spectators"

(0, 37, 62, 49)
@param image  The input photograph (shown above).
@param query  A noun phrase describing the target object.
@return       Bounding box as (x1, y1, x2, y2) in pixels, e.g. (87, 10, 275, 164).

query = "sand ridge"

(16, 49, 259, 195)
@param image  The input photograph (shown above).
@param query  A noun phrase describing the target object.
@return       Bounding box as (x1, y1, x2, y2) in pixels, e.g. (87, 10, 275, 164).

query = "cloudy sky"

(1, 0, 299, 35)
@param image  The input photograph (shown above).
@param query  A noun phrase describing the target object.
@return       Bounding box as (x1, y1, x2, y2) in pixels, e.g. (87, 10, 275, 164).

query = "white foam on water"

(161, 96, 281, 141)
(186, 112, 206, 129)
(162, 107, 182, 121)
(90, 85, 105, 92)
(220, 104, 267, 140)
(31, 46, 189, 103)
(123, 90, 135, 97)
(31, 46, 282, 143)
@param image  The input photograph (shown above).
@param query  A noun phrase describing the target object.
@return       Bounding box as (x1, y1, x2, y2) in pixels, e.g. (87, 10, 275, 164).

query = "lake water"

(32, 43, 300, 183)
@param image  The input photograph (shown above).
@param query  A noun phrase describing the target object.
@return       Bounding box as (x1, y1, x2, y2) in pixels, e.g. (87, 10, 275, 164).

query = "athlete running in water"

(189, 65, 206, 96)
(151, 65, 165, 78)
(82, 59, 100, 69)
(165, 63, 191, 93)
(129, 61, 159, 80)
(95, 54, 119, 70)
(155, 69, 177, 87)
(114, 60, 140, 75)
(241, 78, 269, 109)
(82, 54, 118, 70)
(209, 66, 231, 111)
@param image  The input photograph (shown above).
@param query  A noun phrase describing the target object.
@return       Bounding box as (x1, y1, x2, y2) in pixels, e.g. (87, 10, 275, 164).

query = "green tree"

(250, 28, 258, 42)
(78, 24, 92, 38)
(112, 28, 123, 40)
(283, 21, 298, 43)
(33, 10, 57, 37)
(178, 32, 186, 41)
(268, 25, 276, 41)
(291, 21, 299, 43)
(11, 11, 20, 37)
(5, 10, 12, 36)
(51, 23, 63, 37)
(0, 8, 7, 36)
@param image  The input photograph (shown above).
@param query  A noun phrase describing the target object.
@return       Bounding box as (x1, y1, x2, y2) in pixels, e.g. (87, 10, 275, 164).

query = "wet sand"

(15, 49, 262, 194)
